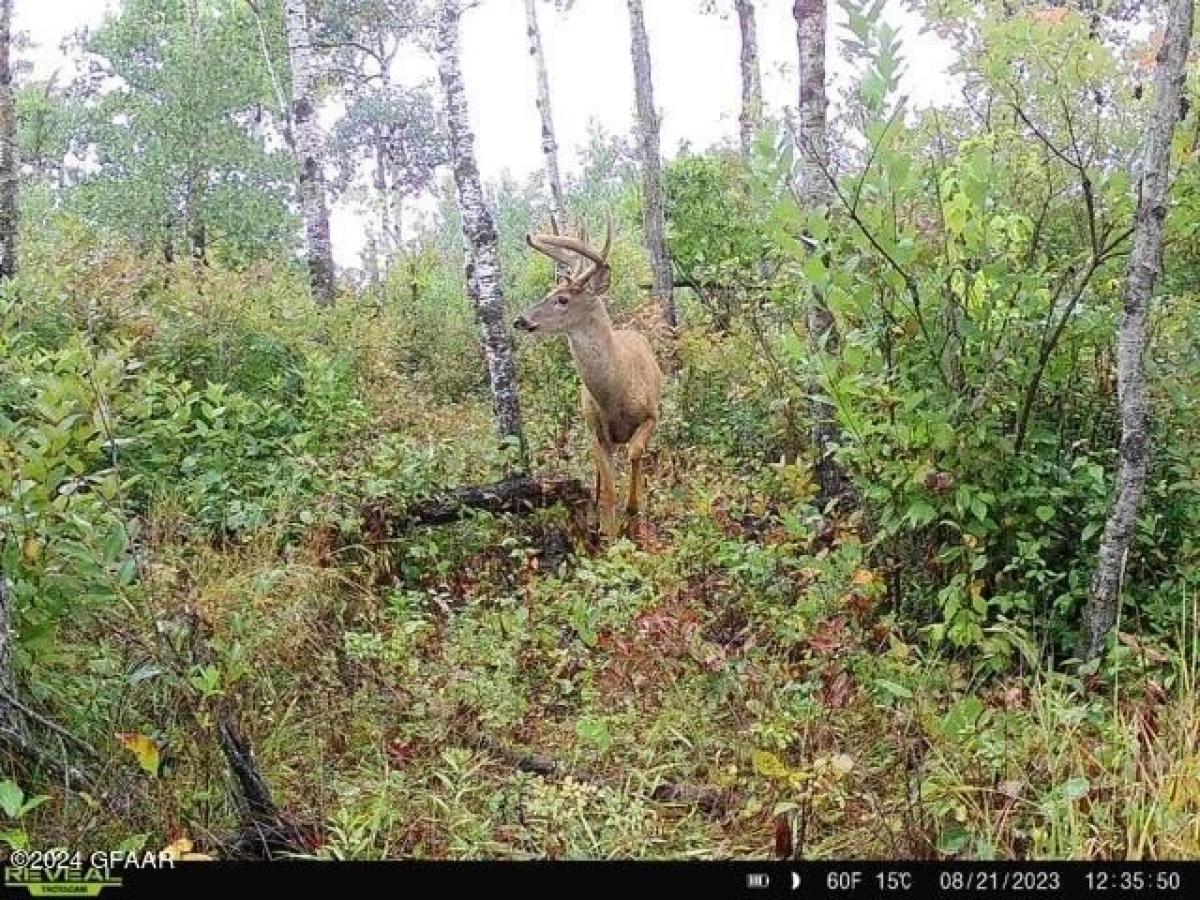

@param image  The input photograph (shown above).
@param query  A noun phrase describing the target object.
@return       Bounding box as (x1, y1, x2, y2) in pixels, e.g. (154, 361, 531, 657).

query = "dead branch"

(0, 724, 96, 789)
(182, 612, 309, 858)
(472, 733, 730, 818)
(370, 473, 589, 536)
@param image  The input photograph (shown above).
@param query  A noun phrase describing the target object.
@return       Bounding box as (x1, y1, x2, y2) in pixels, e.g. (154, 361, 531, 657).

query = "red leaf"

(822, 669, 854, 709)
(773, 813, 794, 859)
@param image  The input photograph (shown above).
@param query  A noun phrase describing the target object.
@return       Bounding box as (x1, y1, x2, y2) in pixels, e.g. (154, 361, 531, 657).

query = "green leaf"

(937, 825, 970, 855)
(1035, 506, 1054, 523)
(874, 679, 913, 700)
(1062, 777, 1090, 802)
(117, 558, 138, 586)
(906, 500, 937, 527)
(0, 781, 24, 819)
(0, 828, 28, 850)
(574, 717, 613, 754)
(116, 833, 149, 854)
(17, 795, 49, 818)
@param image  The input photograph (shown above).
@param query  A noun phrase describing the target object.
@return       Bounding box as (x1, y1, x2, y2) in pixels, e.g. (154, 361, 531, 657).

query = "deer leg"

(592, 438, 618, 538)
(625, 417, 658, 518)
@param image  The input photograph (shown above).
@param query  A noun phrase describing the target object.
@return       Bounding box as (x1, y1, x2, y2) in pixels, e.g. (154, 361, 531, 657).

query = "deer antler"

(534, 214, 612, 285)
(526, 228, 578, 272)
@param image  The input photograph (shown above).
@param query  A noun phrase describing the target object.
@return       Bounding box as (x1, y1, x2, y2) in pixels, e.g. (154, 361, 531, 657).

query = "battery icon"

(747, 873, 770, 889)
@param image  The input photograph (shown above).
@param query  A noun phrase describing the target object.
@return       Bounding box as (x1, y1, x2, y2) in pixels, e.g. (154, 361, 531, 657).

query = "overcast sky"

(14, 0, 956, 267)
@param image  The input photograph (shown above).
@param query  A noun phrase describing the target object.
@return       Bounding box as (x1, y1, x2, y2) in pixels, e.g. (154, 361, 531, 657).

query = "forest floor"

(53, 381, 1197, 862)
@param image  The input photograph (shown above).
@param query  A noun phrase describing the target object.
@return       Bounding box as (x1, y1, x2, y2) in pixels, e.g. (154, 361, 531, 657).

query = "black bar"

(3, 860, 1199, 900)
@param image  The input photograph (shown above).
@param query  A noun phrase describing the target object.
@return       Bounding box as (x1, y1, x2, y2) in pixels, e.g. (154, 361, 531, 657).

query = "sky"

(13, 0, 957, 268)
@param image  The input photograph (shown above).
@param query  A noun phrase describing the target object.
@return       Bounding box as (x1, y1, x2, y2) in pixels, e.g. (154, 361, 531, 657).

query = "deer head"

(513, 217, 612, 335)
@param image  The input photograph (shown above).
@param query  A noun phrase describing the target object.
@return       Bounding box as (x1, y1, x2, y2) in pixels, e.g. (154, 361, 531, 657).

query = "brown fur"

(514, 222, 663, 536)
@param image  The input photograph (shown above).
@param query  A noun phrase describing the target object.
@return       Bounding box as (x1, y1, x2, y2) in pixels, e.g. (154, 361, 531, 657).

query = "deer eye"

(555, 294, 569, 307)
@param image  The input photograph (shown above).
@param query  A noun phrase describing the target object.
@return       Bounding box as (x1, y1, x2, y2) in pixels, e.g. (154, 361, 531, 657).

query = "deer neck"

(567, 303, 623, 412)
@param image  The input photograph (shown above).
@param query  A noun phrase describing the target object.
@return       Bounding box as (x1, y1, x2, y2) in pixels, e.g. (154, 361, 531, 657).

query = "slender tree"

(183, 0, 207, 264)
(523, 0, 567, 250)
(1081, 0, 1194, 659)
(792, 0, 846, 503)
(0, 0, 17, 280)
(434, 0, 527, 463)
(0, 0, 14, 730)
(625, 0, 675, 329)
(320, 1, 438, 270)
(285, 0, 336, 305)
(733, 0, 763, 160)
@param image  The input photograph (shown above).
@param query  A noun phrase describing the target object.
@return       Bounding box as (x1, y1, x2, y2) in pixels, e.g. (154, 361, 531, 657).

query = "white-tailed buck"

(514, 218, 663, 536)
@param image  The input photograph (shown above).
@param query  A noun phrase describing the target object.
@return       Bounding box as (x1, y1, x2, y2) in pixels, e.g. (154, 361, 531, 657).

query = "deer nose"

(513, 316, 535, 332)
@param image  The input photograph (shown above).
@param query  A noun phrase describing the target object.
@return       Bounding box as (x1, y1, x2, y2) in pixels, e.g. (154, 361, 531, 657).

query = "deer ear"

(585, 264, 611, 295)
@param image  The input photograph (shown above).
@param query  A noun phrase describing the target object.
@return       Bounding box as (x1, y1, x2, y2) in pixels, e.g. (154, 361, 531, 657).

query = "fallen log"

(366, 473, 589, 538)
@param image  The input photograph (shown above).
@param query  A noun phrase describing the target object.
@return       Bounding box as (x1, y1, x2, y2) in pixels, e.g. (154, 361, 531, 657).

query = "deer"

(513, 218, 663, 538)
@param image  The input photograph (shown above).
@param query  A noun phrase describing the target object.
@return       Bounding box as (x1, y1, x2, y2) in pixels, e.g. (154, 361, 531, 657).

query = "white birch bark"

(285, 0, 336, 306)
(0, 0, 17, 280)
(734, 0, 763, 160)
(435, 0, 528, 462)
(523, 0, 568, 259)
(626, 0, 676, 329)
(375, 136, 391, 252)
(793, 0, 846, 502)
(1081, 0, 1194, 659)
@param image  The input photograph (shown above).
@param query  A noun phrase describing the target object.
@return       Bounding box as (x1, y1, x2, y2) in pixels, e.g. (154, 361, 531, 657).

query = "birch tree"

(321, 1, 438, 271)
(0, 0, 17, 280)
(792, 0, 846, 502)
(523, 0, 567, 249)
(625, 0, 676, 329)
(1080, 0, 1194, 659)
(434, 0, 527, 463)
(285, 0, 336, 305)
(733, 0, 763, 160)
(0, 0, 14, 736)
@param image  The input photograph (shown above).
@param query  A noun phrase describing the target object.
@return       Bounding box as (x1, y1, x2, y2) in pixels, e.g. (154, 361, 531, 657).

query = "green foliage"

(69, 0, 295, 265)
(664, 152, 768, 327)
(3, 0, 1200, 865)
(740, 1, 1197, 657)
(0, 780, 51, 850)
(0, 314, 140, 661)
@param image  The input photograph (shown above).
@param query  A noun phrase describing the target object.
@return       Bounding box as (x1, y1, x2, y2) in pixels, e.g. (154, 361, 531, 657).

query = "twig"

(0, 725, 96, 789)
(0, 689, 103, 762)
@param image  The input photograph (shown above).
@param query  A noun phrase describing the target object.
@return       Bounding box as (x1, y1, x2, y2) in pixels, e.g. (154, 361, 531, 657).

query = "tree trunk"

(0, 0, 17, 280)
(1080, 0, 1193, 660)
(363, 233, 380, 286)
(284, 0, 336, 306)
(625, 0, 676, 330)
(523, 0, 568, 270)
(184, 174, 207, 266)
(734, 0, 763, 160)
(374, 132, 393, 263)
(434, 0, 528, 465)
(793, 0, 846, 503)
(182, 0, 206, 268)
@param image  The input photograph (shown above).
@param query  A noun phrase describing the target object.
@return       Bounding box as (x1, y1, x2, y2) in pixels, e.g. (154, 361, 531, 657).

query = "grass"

(9, 274, 1200, 861)
(37, 428, 1198, 860)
